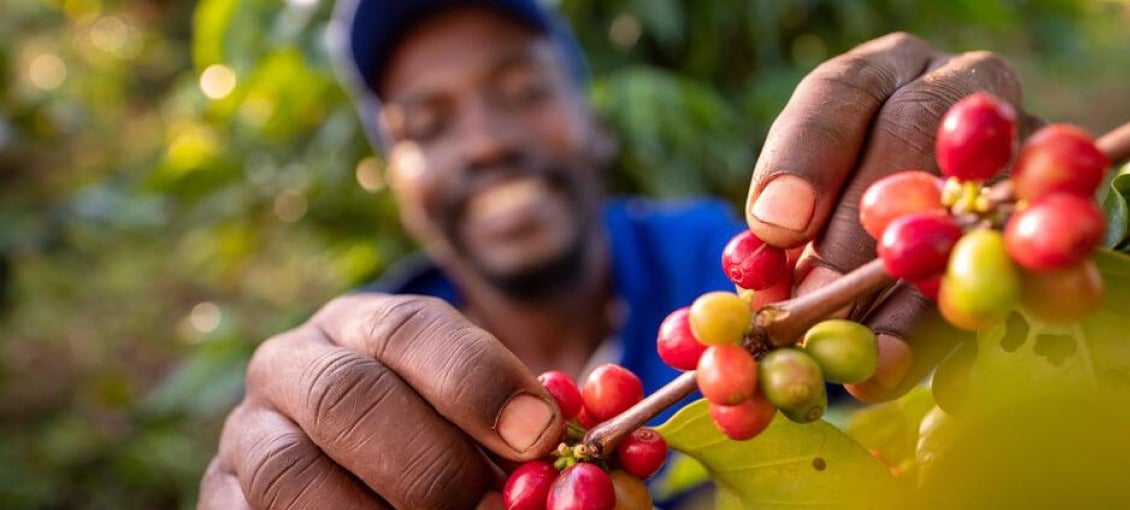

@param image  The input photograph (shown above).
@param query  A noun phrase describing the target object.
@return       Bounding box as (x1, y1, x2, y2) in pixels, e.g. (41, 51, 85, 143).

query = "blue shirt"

(366, 196, 746, 423)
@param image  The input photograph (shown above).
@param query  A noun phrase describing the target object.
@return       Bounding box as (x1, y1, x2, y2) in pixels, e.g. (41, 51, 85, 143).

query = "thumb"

(314, 294, 565, 460)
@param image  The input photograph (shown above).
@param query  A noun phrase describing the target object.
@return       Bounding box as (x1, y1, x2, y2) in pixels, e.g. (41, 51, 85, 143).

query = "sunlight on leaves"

(657, 399, 907, 509)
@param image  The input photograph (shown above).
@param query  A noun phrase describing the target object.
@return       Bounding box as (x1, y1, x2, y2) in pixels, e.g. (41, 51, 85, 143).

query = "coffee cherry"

(539, 371, 584, 420)
(582, 365, 644, 422)
(939, 229, 1020, 331)
(656, 307, 708, 371)
(1004, 193, 1104, 271)
(801, 320, 879, 384)
(547, 463, 615, 510)
(758, 349, 827, 423)
(1020, 259, 1104, 324)
(721, 230, 788, 290)
(696, 344, 758, 405)
(504, 460, 558, 510)
(859, 171, 945, 239)
(576, 407, 599, 429)
(1012, 124, 1109, 201)
(878, 211, 964, 280)
(935, 92, 1017, 181)
(609, 471, 652, 510)
(615, 428, 668, 480)
(689, 291, 752, 346)
(708, 391, 777, 440)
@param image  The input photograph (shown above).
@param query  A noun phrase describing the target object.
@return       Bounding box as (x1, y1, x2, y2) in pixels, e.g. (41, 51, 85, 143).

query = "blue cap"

(332, 0, 588, 94)
(329, 0, 588, 150)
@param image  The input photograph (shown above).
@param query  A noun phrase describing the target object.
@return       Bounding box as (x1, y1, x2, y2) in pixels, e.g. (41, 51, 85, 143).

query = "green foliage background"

(1, 0, 1128, 508)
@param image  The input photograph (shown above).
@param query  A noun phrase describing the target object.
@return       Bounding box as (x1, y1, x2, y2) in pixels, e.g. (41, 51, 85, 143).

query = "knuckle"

(300, 349, 390, 434)
(246, 332, 300, 397)
(875, 91, 951, 159)
(851, 31, 930, 62)
(805, 54, 894, 105)
(876, 31, 924, 49)
(396, 438, 482, 509)
(316, 293, 364, 318)
(242, 431, 320, 510)
(430, 326, 497, 403)
(363, 295, 453, 360)
(957, 50, 1021, 100)
(960, 50, 1012, 75)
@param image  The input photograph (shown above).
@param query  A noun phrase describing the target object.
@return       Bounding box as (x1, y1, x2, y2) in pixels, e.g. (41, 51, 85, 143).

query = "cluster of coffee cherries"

(503, 366, 666, 510)
(656, 231, 880, 440)
(864, 92, 1109, 328)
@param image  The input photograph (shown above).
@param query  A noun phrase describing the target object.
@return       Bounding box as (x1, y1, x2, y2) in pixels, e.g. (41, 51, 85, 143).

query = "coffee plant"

(503, 94, 1130, 509)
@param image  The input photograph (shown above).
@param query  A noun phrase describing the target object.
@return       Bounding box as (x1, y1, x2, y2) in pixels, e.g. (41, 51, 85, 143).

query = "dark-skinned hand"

(199, 294, 562, 510)
(745, 32, 1041, 403)
(199, 33, 1041, 510)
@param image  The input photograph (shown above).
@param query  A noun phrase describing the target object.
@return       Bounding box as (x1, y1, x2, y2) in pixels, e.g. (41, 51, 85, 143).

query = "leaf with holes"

(656, 399, 907, 509)
(913, 249, 1130, 508)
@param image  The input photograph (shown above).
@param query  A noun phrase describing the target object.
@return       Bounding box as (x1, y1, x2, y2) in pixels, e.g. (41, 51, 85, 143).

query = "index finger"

(311, 293, 564, 459)
(746, 32, 941, 248)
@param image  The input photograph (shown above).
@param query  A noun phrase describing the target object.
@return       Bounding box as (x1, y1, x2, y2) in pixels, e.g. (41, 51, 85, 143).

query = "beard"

(474, 229, 588, 301)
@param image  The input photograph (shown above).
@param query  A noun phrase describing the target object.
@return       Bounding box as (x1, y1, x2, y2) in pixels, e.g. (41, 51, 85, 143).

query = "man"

(198, 1, 1037, 508)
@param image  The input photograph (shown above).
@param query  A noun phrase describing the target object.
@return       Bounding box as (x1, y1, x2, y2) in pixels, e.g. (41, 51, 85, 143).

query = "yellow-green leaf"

(914, 249, 1130, 508)
(656, 399, 907, 509)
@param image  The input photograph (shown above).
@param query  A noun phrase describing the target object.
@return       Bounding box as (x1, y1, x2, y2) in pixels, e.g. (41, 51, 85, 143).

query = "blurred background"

(1, 0, 1128, 508)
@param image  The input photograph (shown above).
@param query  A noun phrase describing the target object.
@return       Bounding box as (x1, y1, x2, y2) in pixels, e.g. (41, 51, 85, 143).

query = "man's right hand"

(197, 294, 564, 510)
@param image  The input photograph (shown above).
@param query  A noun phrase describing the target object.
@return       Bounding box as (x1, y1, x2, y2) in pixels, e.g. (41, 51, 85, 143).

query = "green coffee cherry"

(801, 319, 879, 384)
(758, 348, 827, 423)
(938, 229, 1020, 331)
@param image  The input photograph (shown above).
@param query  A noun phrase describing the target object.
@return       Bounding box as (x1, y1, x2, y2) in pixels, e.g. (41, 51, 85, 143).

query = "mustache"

(436, 153, 576, 241)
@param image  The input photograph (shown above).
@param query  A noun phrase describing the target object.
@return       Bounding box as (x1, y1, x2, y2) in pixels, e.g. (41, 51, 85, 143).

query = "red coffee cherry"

(1012, 124, 1109, 201)
(615, 428, 668, 480)
(1004, 193, 1104, 271)
(936, 92, 1017, 182)
(859, 170, 945, 239)
(546, 463, 615, 510)
(539, 370, 584, 420)
(878, 211, 964, 280)
(582, 364, 644, 422)
(503, 460, 558, 510)
(708, 391, 777, 441)
(656, 307, 708, 371)
(696, 344, 758, 406)
(721, 230, 788, 290)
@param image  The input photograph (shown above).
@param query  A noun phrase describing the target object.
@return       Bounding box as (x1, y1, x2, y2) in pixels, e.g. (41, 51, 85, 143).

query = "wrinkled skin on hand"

(199, 294, 564, 510)
(745, 32, 1039, 403)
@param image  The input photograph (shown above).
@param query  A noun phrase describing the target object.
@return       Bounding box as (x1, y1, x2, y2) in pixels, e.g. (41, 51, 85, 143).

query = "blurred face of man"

(378, 8, 607, 299)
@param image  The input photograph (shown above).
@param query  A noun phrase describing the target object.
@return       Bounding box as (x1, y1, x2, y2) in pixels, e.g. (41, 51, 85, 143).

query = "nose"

(455, 95, 523, 167)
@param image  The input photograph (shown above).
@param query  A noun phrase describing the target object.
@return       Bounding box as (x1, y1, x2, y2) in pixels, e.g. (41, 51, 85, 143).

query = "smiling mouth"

(463, 176, 557, 237)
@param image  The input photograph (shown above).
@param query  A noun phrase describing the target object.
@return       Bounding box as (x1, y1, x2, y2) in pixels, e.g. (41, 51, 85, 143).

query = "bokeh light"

(609, 13, 642, 49)
(189, 302, 222, 334)
(199, 64, 237, 100)
(28, 53, 68, 90)
(274, 189, 308, 223)
(355, 157, 386, 193)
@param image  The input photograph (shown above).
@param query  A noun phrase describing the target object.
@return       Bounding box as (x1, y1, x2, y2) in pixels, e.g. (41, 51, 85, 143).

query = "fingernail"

(476, 491, 504, 510)
(752, 175, 816, 232)
(796, 265, 850, 318)
(874, 334, 913, 390)
(497, 393, 555, 453)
